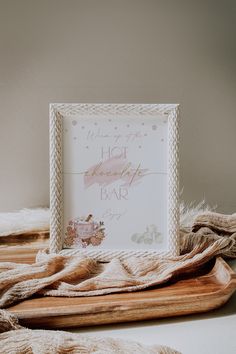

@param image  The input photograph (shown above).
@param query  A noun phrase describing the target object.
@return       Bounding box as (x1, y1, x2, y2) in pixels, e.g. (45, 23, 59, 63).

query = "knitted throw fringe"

(0, 211, 236, 354)
(0, 309, 179, 354)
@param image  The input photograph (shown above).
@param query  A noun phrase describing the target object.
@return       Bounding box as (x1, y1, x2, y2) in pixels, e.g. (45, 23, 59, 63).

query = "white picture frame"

(49, 103, 180, 261)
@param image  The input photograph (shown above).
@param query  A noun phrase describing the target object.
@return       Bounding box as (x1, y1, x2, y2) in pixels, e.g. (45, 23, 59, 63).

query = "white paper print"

(63, 114, 168, 251)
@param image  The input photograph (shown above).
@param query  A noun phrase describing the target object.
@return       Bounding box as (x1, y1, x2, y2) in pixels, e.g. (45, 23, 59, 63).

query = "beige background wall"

(0, 0, 235, 213)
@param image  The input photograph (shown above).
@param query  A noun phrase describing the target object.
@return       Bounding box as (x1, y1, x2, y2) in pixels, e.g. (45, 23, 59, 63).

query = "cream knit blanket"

(0, 309, 179, 354)
(0, 211, 236, 353)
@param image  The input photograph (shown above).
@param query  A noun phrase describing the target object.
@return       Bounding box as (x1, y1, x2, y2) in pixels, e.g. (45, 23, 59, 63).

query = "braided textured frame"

(49, 103, 180, 261)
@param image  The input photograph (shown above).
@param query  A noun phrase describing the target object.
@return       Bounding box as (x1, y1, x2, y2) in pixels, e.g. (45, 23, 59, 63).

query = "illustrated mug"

(74, 221, 95, 240)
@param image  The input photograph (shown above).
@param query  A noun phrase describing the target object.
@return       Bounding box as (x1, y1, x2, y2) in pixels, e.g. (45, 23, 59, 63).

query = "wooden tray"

(8, 257, 236, 329)
(0, 231, 49, 247)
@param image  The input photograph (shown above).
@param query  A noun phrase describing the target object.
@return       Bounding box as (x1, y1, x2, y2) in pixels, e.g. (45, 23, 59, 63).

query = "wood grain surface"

(0, 231, 49, 247)
(7, 257, 236, 329)
(0, 245, 46, 264)
(0, 232, 48, 263)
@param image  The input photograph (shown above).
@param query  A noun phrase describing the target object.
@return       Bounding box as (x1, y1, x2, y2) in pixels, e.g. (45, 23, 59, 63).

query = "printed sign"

(62, 114, 168, 251)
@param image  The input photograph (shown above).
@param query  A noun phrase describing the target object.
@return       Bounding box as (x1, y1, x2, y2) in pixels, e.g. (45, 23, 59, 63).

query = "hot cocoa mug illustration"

(64, 214, 106, 248)
(74, 221, 95, 240)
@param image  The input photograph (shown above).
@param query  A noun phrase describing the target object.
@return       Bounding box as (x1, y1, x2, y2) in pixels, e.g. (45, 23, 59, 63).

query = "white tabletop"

(72, 260, 236, 354)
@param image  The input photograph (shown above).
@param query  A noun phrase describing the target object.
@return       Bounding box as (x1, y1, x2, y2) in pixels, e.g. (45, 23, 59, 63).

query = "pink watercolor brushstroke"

(84, 156, 149, 188)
